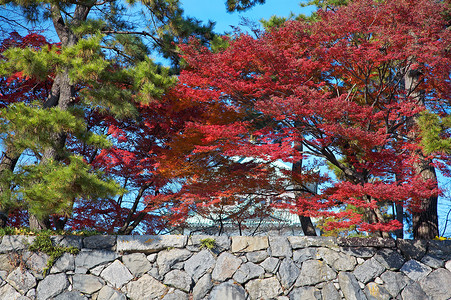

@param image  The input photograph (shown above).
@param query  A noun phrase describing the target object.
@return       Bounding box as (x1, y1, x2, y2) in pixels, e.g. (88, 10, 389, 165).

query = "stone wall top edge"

(2, 234, 450, 253)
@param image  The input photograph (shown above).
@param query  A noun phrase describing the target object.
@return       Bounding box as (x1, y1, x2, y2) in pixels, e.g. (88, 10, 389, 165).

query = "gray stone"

(188, 235, 230, 252)
(89, 264, 106, 276)
(6, 268, 36, 294)
(317, 247, 356, 271)
(164, 270, 193, 292)
(338, 272, 367, 300)
(184, 250, 216, 282)
(364, 282, 391, 300)
(421, 255, 444, 269)
(73, 274, 104, 294)
(338, 237, 395, 248)
(427, 240, 451, 260)
(51, 253, 75, 273)
(289, 287, 321, 300)
(0, 236, 34, 253)
(260, 257, 279, 273)
(246, 250, 269, 263)
(147, 253, 157, 263)
(397, 239, 427, 260)
(26, 288, 35, 299)
(122, 253, 152, 277)
(193, 273, 213, 300)
(148, 266, 162, 281)
(0, 254, 16, 272)
(75, 250, 118, 270)
(288, 236, 337, 249)
(380, 271, 410, 297)
(36, 273, 69, 300)
(419, 268, 451, 300)
(0, 284, 23, 300)
(24, 252, 50, 280)
(295, 260, 336, 287)
(212, 252, 242, 282)
(0, 269, 7, 281)
(83, 235, 116, 250)
(157, 248, 192, 275)
(246, 277, 282, 300)
(126, 274, 168, 300)
(374, 249, 405, 270)
(117, 235, 187, 253)
(233, 262, 264, 283)
(321, 282, 340, 300)
(172, 261, 185, 269)
(56, 235, 83, 249)
(446, 260, 451, 271)
(231, 236, 269, 252)
(75, 266, 88, 274)
(53, 291, 88, 300)
(163, 289, 189, 300)
(354, 258, 385, 283)
(293, 248, 317, 265)
(401, 282, 429, 300)
(100, 260, 133, 288)
(278, 258, 300, 288)
(269, 237, 291, 258)
(400, 259, 432, 281)
(209, 280, 246, 300)
(97, 285, 126, 300)
(341, 247, 376, 258)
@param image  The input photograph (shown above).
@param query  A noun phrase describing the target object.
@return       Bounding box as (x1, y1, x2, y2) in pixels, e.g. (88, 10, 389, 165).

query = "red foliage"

(0, 32, 55, 108)
(168, 0, 450, 233)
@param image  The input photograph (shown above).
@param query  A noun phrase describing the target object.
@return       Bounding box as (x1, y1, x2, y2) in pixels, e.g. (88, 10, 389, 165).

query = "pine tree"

(0, 0, 210, 230)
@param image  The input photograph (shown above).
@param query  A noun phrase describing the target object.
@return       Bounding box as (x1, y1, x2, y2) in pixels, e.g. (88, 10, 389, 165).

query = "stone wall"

(0, 235, 450, 300)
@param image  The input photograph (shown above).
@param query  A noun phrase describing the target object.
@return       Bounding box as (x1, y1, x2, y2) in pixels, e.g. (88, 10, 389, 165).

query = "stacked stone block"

(0, 234, 450, 299)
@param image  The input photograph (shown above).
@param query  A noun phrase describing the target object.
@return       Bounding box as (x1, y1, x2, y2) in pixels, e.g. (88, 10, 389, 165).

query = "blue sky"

(181, 0, 313, 33)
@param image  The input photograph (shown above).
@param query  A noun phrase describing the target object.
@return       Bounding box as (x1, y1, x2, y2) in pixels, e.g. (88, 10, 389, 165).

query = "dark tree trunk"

(299, 215, 317, 236)
(293, 142, 317, 236)
(405, 62, 439, 239)
(395, 203, 404, 239)
(28, 4, 91, 231)
(412, 154, 439, 239)
(117, 184, 150, 235)
(29, 214, 51, 231)
(0, 146, 21, 227)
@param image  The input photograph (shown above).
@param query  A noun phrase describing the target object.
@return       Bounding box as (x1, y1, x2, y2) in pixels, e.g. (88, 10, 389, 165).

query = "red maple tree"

(167, 0, 450, 236)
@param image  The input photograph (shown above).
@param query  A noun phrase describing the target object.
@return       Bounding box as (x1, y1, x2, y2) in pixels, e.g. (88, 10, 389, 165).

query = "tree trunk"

(292, 142, 317, 236)
(299, 215, 317, 236)
(405, 62, 439, 239)
(28, 4, 90, 231)
(395, 203, 404, 239)
(117, 184, 150, 235)
(29, 214, 51, 231)
(0, 145, 21, 227)
(412, 153, 439, 239)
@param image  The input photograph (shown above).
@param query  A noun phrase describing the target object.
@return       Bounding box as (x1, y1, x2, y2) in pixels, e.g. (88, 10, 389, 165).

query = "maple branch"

(118, 182, 152, 234)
